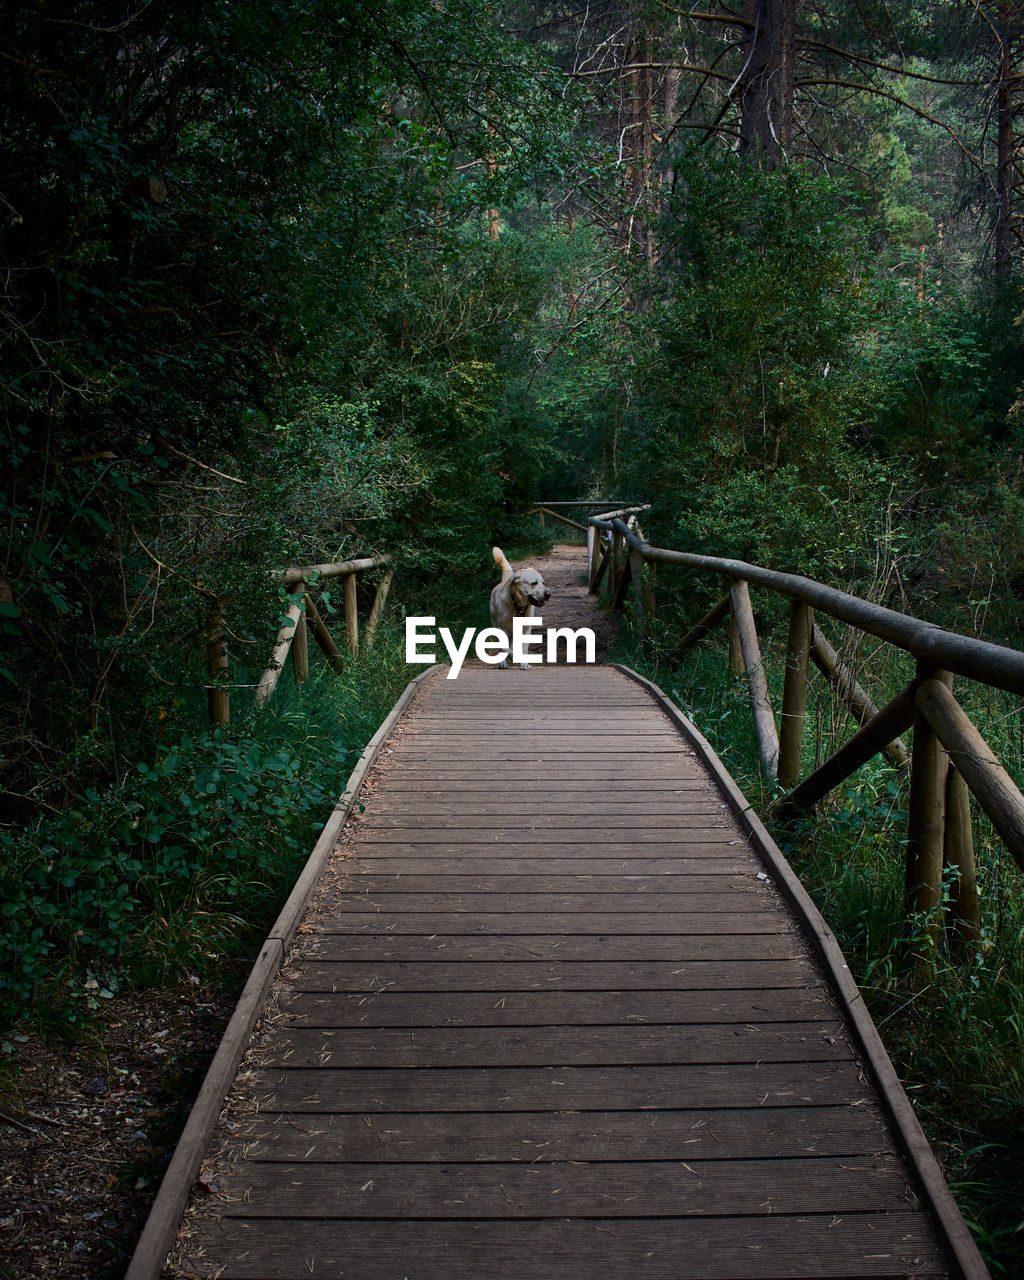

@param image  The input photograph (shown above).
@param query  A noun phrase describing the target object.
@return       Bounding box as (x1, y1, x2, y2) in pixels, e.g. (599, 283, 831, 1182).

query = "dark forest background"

(2, 0, 1024, 1268)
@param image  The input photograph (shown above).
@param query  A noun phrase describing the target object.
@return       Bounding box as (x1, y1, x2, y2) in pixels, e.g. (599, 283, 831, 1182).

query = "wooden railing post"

(729, 580, 780, 778)
(344, 572, 359, 655)
(634, 524, 656, 619)
(288, 581, 308, 691)
(778, 601, 813, 789)
(206, 599, 229, 726)
(611, 528, 624, 599)
(365, 568, 394, 648)
(944, 765, 981, 945)
(255, 601, 302, 706)
(592, 540, 611, 592)
(905, 665, 951, 939)
(915, 676, 1024, 872)
(587, 525, 600, 593)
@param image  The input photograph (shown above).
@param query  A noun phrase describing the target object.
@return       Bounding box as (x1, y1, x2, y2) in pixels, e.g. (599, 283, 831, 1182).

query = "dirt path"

(513, 541, 618, 659)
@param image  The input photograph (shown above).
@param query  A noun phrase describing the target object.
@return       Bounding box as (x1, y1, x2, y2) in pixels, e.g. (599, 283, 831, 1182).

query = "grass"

(612, 609, 1024, 1274)
(0, 623, 414, 1038)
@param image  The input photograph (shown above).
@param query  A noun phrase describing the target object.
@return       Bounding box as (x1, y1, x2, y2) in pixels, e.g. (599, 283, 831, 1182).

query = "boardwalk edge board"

(614, 663, 990, 1280)
(123, 664, 442, 1280)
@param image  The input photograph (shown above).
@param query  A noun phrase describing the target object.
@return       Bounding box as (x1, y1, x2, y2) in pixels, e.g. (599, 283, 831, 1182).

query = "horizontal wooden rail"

(590, 503, 651, 522)
(526, 505, 589, 532)
(533, 498, 628, 507)
(591, 511, 1024, 949)
(281, 554, 390, 589)
(600, 519, 1024, 696)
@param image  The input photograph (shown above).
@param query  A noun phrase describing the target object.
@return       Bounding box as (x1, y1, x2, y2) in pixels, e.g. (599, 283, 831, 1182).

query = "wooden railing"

(589, 512, 1024, 944)
(205, 555, 392, 725)
(525, 499, 651, 540)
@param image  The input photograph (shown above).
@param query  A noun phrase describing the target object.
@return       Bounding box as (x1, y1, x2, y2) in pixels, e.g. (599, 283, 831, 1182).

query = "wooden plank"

(380, 779, 710, 791)
(189, 1214, 946, 1278)
(355, 830, 736, 844)
(323, 891, 774, 913)
(263, 1022, 853, 1068)
(393, 734, 688, 745)
(357, 814, 731, 830)
(233, 1104, 894, 1163)
(318, 874, 761, 894)
(248, 1060, 873, 1112)
(314, 911, 783, 934)
(366, 799, 723, 814)
(231, 1155, 907, 1218)
(405, 717, 669, 726)
(346, 857, 759, 876)
(378, 793, 712, 807)
(380, 762, 705, 775)
(299, 931, 803, 962)
(396, 747, 687, 757)
(286, 958, 816, 990)
(386, 762, 704, 773)
(339, 841, 752, 857)
(277, 987, 838, 1027)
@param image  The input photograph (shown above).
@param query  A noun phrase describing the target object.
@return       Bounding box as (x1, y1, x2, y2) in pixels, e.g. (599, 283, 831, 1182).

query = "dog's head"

(512, 568, 551, 610)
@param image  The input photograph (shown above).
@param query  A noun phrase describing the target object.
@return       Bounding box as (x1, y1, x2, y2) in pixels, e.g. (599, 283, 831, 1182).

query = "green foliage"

(629, 151, 888, 582)
(0, 0, 587, 814)
(0, 630, 411, 1026)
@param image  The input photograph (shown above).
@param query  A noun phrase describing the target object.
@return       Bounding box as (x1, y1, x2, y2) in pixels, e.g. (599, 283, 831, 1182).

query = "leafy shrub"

(0, 639, 410, 1027)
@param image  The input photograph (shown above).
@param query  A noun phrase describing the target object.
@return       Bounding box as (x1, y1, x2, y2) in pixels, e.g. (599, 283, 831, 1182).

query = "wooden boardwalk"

(158, 662, 985, 1279)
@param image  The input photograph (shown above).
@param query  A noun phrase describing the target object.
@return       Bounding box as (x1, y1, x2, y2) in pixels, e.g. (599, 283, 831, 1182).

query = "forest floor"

(0, 977, 242, 1279)
(0, 542, 617, 1278)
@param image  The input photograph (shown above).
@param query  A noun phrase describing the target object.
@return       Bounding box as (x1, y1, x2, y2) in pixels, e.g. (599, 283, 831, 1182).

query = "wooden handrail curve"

(584, 509, 1024, 945)
(597, 518, 1024, 696)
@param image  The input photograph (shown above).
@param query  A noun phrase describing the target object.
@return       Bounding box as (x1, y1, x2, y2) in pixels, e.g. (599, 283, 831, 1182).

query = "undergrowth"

(614, 617, 1024, 1275)
(0, 625, 412, 1038)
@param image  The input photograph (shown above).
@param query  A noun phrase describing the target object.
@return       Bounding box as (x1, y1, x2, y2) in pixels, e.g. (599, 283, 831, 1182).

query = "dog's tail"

(492, 546, 513, 583)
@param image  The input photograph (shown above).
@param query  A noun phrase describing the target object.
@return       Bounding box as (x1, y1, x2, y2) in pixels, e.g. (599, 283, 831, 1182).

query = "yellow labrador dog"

(490, 546, 551, 669)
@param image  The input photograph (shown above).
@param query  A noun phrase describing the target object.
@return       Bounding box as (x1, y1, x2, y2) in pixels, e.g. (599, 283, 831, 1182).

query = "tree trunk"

(739, 0, 795, 164)
(995, 5, 1016, 269)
